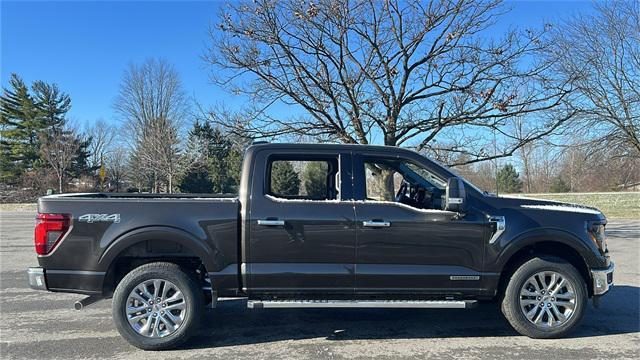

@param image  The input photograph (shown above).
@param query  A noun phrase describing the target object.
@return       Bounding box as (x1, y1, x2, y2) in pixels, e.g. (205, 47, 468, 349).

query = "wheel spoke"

(526, 276, 542, 294)
(160, 315, 176, 333)
(165, 301, 186, 311)
(138, 284, 154, 300)
(127, 304, 147, 314)
(545, 308, 555, 326)
(547, 273, 557, 291)
(153, 280, 162, 298)
(551, 303, 567, 322)
(550, 278, 566, 296)
(525, 305, 540, 320)
(164, 291, 183, 303)
(533, 307, 545, 324)
(555, 292, 575, 301)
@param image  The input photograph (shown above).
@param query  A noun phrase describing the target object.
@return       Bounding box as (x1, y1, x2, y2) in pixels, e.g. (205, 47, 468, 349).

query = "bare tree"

(85, 119, 116, 170)
(113, 58, 188, 193)
(39, 126, 81, 193)
(105, 146, 128, 191)
(552, 1, 639, 157)
(205, 0, 575, 165)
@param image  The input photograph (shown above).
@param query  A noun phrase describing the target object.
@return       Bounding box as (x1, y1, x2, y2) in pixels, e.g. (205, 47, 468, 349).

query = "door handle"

(363, 220, 391, 228)
(257, 219, 285, 226)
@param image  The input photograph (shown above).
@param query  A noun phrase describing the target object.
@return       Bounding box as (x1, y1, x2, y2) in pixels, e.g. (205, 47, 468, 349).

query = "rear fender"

(98, 226, 217, 272)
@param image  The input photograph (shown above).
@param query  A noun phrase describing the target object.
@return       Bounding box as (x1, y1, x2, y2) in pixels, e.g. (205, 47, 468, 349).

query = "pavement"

(1, 211, 638, 359)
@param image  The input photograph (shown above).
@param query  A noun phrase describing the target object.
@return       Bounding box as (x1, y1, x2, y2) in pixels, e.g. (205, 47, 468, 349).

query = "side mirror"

(445, 177, 467, 213)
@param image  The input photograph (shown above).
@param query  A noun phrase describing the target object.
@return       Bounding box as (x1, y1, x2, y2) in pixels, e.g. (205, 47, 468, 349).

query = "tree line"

(1, 0, 638, 196)
(0, 62, 249, 195)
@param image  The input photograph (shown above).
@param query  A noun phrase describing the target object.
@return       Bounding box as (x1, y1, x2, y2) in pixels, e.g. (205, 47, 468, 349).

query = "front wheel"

(112, 262, 204, 350)
(501, 257, 587, 338)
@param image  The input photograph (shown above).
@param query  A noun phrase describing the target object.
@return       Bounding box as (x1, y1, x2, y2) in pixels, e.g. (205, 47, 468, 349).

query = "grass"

(509, 192, 640, 220)
(2, 192, 639, 219)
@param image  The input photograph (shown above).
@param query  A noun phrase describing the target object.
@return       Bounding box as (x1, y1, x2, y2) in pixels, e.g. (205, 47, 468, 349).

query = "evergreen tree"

(0, 74, 41, 182)
(69, 134, 93, 179)
(0, 74, 80, 185)
(497, 164, 523, 193)
(303, 161, 328, 198)
(271, 161, 300, 196)
(550, 176, 571, 193)
(32, 80, 71, 130)
(179, 166, 214, 193)
(181, 121, 241, 193)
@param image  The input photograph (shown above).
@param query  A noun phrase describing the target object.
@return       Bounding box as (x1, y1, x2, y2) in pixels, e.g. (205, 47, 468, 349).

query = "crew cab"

(28, 143, 614, 350)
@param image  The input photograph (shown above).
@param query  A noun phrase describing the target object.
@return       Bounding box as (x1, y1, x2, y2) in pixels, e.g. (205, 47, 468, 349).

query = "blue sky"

(1, 0, 594, 129)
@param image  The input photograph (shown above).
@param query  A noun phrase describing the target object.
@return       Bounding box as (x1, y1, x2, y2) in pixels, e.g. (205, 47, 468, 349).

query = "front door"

(353, 153, 486, 296)
(247, 150, 356, 296)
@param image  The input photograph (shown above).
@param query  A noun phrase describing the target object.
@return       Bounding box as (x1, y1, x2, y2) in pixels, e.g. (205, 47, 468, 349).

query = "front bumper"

(27, 267, 48, 291)
(591, 261, 614, 296)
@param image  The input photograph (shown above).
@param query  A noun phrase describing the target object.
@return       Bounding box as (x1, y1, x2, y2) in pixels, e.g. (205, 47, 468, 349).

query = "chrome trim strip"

(450, 275, 480, 281)
(489, 216, 506, 244)
(257, 219, 285, 226)
(363, 220, 391, 227)
(46, 270, 106, 276)
(247, 299, 476, 309)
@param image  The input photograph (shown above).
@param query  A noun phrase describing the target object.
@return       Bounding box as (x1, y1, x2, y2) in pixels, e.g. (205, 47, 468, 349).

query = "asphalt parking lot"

(1, 211, 638, 359)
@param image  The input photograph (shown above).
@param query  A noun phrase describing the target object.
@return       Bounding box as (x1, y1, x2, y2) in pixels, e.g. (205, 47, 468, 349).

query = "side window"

(364, 158, 446, 210)
(267, 157, 339, 200)
(365, 162, 401, 201)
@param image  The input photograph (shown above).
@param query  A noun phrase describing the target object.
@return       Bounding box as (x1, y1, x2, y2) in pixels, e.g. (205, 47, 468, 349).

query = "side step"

(247, 299, 477, 309)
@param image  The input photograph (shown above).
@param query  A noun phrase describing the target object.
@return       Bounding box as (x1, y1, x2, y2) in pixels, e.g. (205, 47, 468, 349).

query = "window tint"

(364, 158, 446, 210)
(268, 158, 339, 200)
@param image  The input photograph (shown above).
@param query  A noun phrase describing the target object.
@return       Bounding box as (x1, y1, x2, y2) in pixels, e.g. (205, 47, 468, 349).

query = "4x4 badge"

(78, 214, 121, 223)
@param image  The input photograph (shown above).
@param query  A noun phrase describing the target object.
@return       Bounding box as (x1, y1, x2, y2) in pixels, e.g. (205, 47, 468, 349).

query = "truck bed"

(37, 193, 240, 296)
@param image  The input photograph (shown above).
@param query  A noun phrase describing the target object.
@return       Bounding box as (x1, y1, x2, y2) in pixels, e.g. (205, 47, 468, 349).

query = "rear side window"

(267, 157, 339, 200)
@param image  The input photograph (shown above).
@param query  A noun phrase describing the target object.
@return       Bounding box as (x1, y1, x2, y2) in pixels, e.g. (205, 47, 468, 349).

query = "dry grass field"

(511, 192, 640, 219)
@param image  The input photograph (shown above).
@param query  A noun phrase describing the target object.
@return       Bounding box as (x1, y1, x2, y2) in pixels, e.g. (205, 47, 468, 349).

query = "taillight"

(34, 213, 71, 255)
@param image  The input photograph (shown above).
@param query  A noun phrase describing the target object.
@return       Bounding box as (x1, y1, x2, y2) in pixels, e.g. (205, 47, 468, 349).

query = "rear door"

(246, 148, 356, 296)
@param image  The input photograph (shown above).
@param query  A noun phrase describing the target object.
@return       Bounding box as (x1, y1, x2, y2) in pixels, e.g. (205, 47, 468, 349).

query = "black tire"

(501, 256, 587, 338)
(112, 262, 204, 350)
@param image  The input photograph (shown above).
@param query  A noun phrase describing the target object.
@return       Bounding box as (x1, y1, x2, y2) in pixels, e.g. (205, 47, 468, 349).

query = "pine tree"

(0, 74, 41, 182)
(271, 161, 300, 196)
(32, 80, 71, 130)
(179, 166, 214, 193)
(497, 164, 523, 193)
(550, 176, 571, 193)
(181, 121, 241, 194)
(303, 161, 328, 198)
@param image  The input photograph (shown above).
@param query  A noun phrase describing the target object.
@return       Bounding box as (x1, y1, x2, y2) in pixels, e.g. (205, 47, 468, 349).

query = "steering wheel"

(395, 180, 410, 202)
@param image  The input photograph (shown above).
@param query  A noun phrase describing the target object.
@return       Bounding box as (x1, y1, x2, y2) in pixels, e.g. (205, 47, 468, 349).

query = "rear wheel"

(112, 262, 203, 350)
(501, 257, 587, 338)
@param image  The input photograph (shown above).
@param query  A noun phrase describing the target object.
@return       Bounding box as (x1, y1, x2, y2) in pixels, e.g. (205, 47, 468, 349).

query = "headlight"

(587, 222, 608, 255)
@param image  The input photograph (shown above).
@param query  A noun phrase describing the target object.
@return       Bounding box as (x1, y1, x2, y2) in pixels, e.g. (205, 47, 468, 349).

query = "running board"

(247, 299, 477, 309)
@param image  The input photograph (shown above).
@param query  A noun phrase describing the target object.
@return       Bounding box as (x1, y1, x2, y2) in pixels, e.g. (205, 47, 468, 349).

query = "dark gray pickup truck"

(28, 143, 614, 349)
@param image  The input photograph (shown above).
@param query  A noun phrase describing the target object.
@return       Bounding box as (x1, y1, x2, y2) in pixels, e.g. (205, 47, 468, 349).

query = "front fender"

(489, 227, 604, 271)
(97, 226, 218, 272)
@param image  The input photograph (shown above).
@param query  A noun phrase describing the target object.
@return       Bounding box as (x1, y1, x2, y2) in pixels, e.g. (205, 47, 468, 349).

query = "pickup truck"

(28, 143, 614, 350)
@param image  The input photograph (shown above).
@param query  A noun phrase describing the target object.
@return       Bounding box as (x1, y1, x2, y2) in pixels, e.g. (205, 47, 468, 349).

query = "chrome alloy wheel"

(125, 279, 186, 338)
(519, 271, 577, 328)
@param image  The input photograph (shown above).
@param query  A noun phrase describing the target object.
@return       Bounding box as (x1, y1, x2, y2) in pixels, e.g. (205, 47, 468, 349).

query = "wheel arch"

(99, 226, 216, 296)
(496, 237, 593, 298)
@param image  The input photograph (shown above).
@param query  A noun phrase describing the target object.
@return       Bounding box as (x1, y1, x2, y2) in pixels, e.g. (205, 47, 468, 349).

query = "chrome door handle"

(257, 219, 285, 226)
(363, 220, 391, 228)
